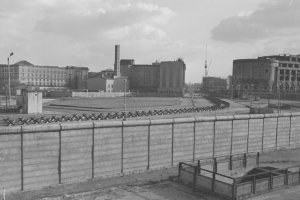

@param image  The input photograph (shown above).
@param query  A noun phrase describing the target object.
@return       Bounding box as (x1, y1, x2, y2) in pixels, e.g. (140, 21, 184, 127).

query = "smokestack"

(114, 45, 120, 76)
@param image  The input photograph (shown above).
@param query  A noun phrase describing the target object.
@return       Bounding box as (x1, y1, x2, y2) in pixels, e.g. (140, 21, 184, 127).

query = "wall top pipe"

(94, 120, 123, 128)
(249, 114, 265, 119)
(22, 123, 61, 133)
(173, 117, 195, 124)
(0, 126, 22, 134)
(150, 118, 174, 125)
(194, 116, 216, 122)
(61, 121, 93, 131)
(122, 119, 150, 127)
(277, 112, 292, 117)
(291, 112, 300, 117)
(233, 114, 251, 120)
(215, 115, 234, 121)
(264, 113, 284, 118)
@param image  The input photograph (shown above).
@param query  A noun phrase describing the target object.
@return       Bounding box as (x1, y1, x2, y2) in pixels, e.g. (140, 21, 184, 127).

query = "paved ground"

(4, 148, 300, 200)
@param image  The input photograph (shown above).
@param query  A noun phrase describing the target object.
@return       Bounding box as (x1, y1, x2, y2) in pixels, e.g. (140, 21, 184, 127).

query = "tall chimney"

(114, 45, 120, 76)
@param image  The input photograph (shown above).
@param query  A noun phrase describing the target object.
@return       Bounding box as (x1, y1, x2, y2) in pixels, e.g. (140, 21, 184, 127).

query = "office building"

(232, 54, 300, 94)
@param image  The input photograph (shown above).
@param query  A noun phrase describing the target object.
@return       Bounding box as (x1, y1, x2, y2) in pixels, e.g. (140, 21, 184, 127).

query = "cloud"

(34, 2, 174, 40)
(211, 0, 300, 42)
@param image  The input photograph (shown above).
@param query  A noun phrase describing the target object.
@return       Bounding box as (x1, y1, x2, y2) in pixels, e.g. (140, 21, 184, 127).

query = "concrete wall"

(1, 112, 300, 192)
(72, 91, 130, 98)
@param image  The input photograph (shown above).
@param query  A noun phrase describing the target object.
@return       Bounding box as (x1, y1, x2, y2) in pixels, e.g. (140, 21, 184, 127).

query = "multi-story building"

(232, 54, 300, 95)
(128, 59, 186, 95)
(158, 59, 186, 95)
(129, 64, 160, 92)
(120, 59, 135, 77)
(0, 60, 88, 93)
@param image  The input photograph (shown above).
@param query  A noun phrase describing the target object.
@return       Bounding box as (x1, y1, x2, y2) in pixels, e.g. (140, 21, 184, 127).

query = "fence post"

(91, 122, 95, 180)
(121, 121, 124, 174)
(147, 120, 151, 170)
(289, 115, 292, 147)
(229, 155, 233, 170)
(20, 126, 24, 191)
(213, 157, 217, 173)
(213, 119, 216, 158)
(232, 179, 237, 200)
(230, 119, 234, 155)
(253, 176, 256, 194)
(171, 119, 174, 166)
(247, 118, 250, 153)
(193, 121, 196, 162)
(269, 172, 273, 190)
(261, 117, 265, 152)
(275, 116, 279, 150)
(58, 124, 62, 185)
(212, 171, 216, 192)
(298, 167, 300, 184)
(193, 166, 197, 186)
(243, 153, 247, 168)
(178, 162, 182, 180)
(285, 169, 288, 185)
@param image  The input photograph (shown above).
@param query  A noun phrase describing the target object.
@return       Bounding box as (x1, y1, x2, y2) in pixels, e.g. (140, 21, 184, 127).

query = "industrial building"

(86, 45, 129, 92)
(129, 64, 160, 92)
(158, 59, 186, 95)
(0, 60, 88, 93)
(86, 45, 186, 96)
(232, 54, 300, 95)
(127, 59, 186, 96)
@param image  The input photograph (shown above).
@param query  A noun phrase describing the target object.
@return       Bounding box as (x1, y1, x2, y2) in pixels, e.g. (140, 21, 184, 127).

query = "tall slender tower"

(114, 44, 120, 76)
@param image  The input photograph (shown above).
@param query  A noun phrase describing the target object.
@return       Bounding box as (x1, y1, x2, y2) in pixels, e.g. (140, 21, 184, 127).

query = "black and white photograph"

(1, 0, 300, 199)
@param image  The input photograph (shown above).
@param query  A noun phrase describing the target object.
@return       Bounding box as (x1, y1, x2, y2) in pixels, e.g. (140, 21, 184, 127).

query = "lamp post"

(124, 79, 126, 112)
(277, 85, 281, 113)
(7, 52, 14, 107)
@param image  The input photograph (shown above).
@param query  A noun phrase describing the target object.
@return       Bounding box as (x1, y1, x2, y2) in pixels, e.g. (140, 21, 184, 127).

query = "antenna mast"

(205, 44, 208, 77)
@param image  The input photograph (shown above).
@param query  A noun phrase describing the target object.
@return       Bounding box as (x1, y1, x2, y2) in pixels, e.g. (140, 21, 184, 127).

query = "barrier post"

(229, 155, 233, 170)
(193, 166, 197, 185)
(253, 176, 256, 194)
(197, 160, 201, 174)
(243, 153, 247, 168)
(178, 162, 182, 180)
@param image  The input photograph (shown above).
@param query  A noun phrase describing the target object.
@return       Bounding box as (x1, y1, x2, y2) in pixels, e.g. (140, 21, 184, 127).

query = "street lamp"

(124, 79, 126, 112)
(7, 52, 14, 107)
(277, 85, 281, 113)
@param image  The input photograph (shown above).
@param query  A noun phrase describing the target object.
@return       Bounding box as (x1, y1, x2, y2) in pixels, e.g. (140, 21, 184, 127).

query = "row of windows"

(279, 77, 300, 81)
(280, 63, 300, 68)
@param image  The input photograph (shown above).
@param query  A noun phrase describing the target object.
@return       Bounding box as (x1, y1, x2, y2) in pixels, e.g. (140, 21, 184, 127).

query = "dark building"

(120, 59, 135, 77)
(158, 59, 186, 95)
(129, 64, 160, 92)
(232, 54, 300, 96)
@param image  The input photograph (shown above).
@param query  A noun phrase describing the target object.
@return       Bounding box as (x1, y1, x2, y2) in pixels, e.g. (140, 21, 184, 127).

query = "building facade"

(120, 59, 135, 77)
(158, 59, 186, 95)
(0, 60, 88, 93)
(129, 64, 160, 92)
(232, 54, 300, 95)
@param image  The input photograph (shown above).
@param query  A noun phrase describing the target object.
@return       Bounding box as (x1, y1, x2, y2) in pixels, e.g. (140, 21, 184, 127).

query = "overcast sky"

(0, 0, 299, 83)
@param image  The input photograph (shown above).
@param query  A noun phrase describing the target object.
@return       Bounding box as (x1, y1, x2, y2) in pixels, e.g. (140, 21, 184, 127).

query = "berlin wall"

(1, 112, 300, 192)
